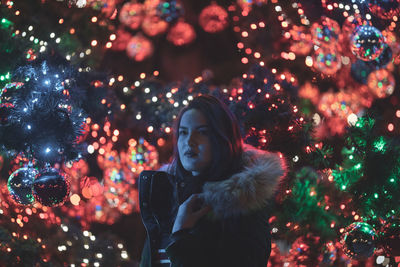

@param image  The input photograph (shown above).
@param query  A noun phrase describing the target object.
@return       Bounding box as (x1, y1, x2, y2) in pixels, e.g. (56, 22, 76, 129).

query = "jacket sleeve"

(165, 208, 271, 267)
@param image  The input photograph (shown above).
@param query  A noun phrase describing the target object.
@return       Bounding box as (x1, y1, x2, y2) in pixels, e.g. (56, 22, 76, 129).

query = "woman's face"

(178, 109, 212, 176)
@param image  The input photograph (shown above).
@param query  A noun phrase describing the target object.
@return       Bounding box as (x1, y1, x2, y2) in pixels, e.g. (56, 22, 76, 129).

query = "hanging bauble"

(369, 0, 400, 20)
(311, 16, 341, 46)
(199, 3, 229, 33)
(313, 45, 342, 75)
(7, 166, 38, 205)
(126, 35, 154, 62)
(351, 25, 385, 61)
(156, 0, 183, 23)
(33, 168, 70, 207)
(142, 15, 168, 36)
(367, 69, 395, 98)
(341, 222, 377, 260)
(380, 218, 400, 255)
(167, 21, 196, 46)
(119, 2, 144, 30)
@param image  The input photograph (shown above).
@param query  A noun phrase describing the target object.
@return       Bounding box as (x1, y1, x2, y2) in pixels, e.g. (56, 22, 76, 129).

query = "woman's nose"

(187, 132, 196, 147)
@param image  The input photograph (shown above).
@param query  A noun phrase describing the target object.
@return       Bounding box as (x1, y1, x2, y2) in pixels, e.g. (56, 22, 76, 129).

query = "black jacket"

(139, 146, 286, 267)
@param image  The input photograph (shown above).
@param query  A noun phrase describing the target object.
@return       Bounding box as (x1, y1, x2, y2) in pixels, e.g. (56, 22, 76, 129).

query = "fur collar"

(202, 145, 286, 219)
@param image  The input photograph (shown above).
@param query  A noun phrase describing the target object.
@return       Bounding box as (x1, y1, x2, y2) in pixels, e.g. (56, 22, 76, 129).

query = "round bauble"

(351, 25, 385, 61)
(33, 168, 70, 207)
(7, 166, 38, 205)
(341, 222, 377, 259)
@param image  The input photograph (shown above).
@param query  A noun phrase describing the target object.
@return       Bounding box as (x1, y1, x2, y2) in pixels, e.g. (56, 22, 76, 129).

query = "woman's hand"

(172, 194, 211, 233)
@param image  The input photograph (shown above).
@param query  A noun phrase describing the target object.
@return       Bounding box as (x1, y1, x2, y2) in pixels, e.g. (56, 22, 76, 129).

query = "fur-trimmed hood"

(202, 145, 286, 219)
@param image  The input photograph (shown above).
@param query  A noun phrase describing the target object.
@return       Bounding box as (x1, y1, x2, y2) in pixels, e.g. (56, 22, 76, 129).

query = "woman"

(139, 95, 286, 267)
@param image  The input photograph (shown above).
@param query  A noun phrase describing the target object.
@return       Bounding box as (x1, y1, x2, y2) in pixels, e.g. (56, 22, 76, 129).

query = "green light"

(341, 185, 346, 190)
(34, 38, 39, 44)
(349, 155, 354, 160)
(374, 193, 378, 199)
(1, 18, 5, 23)
(373, 137, 387, 152)
(390, 178, 395, 183)
(0, 76, 4, 81)
(355, 163, 361, 170)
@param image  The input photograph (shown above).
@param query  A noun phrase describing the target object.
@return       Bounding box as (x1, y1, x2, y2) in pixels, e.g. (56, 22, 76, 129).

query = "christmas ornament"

(380, 218, 400, 255)
(341, 222, 377, 259)
(7, 166, 38, 205)
(199, 3, 229, 33)
(311, 16, 341, 46)
(119, 2, 144, 30)
(369, 0, 400, 20)
(156, 0, 183, 22)
(167, 21, 196, 46)
(33, 168, 70, 207)
(367, 69, 395, 98)
(313, 45, 342, 75)
(351, 25, 385, 61)
(142, 15, 168, 36)
(126, 35, 154, 61)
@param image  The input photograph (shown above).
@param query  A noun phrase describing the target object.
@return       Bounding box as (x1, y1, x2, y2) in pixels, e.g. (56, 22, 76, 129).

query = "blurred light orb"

(126, 35, 154, 61)
(311, 16, 341, 46)
(313, 46, 342, 75)
(119, 2, 144, 30)
(367, 69, 395, 98)
(351, 25, 385, 61)
(142, 15, 168, 36)
(167, 21, 196, 46)
(199, 3, 229, 33)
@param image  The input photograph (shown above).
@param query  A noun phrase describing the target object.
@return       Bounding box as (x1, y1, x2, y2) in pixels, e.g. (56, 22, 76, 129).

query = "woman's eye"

(179, 130, 187, 135)
(199, 129, 209, 135)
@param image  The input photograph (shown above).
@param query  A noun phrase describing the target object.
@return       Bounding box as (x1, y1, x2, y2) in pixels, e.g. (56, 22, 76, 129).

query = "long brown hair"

(171, 95, 243, 182)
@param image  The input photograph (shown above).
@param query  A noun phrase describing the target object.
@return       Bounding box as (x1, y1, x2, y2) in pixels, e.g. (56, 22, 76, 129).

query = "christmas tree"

(0, 0, 400, 266)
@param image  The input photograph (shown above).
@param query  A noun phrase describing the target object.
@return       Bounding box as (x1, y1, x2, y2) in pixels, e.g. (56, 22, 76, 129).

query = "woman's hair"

(171, 95, 243, 182)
